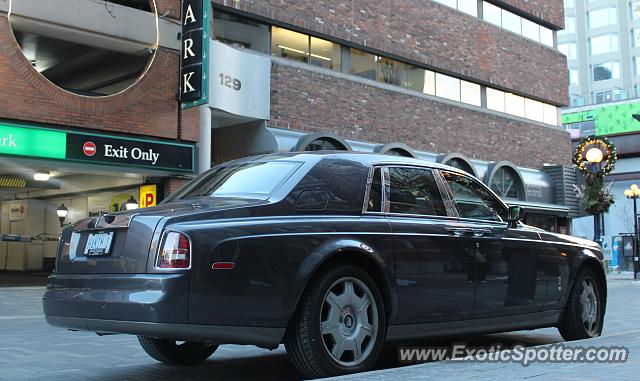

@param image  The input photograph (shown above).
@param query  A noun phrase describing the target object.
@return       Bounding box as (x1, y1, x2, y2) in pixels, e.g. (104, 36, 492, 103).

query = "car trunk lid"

(55, 197, 266, 274)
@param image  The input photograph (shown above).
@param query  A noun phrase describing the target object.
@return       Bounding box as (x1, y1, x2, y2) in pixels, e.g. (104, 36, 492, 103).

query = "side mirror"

(507, 205, 525, 228)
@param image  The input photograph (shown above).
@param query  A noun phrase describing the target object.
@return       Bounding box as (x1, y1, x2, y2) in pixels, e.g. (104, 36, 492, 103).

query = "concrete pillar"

(198, 106, 212, 174)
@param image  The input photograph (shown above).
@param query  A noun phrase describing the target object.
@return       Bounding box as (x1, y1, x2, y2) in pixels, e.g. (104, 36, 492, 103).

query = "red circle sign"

(82, 141, 97, 157)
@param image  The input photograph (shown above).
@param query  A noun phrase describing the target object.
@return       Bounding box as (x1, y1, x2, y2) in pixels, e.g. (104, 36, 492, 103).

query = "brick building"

(0, 0, 573, 271)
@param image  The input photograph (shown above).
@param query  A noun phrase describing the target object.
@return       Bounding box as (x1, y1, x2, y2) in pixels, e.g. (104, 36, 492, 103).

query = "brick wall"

(214, 0, 568, 106)
(492, 0, 564, 28)
(0, 0, 198, 143)
(270, 62, 571, 168)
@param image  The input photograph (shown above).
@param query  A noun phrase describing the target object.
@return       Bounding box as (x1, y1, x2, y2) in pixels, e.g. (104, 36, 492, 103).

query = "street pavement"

(0, 274, 638, 381)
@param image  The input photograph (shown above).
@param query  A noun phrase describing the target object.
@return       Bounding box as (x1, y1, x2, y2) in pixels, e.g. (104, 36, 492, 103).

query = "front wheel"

(558, 268, 605, 341)
(137, 336, 218, 365)
(285, 264, 386, 379)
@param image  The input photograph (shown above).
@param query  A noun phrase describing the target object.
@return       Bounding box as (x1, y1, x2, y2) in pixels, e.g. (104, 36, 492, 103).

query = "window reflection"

(460, 80, 481, 106)
(377, 57, 407, 86)
(436, 73, 461, 101)
(310, 37, 341, 71)
(350, 48, 377, 80)
(272, 27, 309, 63)
(505, 93, 525, 118)
(213, 11, 270, 53)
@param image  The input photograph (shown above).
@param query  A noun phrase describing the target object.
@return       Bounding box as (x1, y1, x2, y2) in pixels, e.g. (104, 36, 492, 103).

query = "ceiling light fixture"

(276, 45, 332, 61)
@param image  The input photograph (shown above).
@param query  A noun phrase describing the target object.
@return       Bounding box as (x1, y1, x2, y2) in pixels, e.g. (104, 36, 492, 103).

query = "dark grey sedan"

(43, 152, 606, 378)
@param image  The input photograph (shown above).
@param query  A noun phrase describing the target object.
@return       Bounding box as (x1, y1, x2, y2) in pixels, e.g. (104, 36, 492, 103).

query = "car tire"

(284, 263, 386, 379)
(558, 267, 605, 341)
(137, 336, 218, 365)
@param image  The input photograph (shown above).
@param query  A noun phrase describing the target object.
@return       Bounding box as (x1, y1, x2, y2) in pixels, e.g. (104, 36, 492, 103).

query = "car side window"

(388, 167, 446, 216)
(442, 171, 507, 222)
(366, 167, 383, 212)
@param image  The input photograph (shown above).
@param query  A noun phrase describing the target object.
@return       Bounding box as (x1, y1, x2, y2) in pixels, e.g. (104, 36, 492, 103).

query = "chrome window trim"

(382, 166, 390, 214)
(362, 165, 385, 215)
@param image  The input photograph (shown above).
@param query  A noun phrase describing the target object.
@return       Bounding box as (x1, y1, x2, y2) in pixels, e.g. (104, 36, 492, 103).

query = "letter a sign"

(180, 0, 210, 109)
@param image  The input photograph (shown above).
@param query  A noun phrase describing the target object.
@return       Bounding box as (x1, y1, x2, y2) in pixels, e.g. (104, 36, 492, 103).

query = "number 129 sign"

(219, 73, 241, 91)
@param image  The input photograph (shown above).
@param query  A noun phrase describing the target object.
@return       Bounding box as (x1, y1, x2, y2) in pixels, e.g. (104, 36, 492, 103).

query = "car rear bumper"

(42, 273, 285, 347)
(46, 316, 284, 347)
(43, 273, 190, 323)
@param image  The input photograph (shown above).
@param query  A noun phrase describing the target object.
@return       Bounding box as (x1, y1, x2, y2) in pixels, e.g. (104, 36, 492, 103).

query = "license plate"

(84, 232, 114, 256)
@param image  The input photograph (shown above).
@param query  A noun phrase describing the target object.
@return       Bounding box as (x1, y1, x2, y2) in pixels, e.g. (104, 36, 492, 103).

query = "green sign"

(0, 123, 66, 159)
(562, 101, 640, 135)
(0, 120, 195, 173)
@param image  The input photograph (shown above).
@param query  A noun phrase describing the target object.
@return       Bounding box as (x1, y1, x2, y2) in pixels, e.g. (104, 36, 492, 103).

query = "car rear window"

(174, 161, 302, 200)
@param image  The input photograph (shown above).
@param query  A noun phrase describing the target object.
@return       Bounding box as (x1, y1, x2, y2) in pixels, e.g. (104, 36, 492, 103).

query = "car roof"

(224, 151, 469, 175)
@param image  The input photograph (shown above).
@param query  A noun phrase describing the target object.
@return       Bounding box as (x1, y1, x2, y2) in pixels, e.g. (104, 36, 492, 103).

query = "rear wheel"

(285, 264, 386, 379)
(137, 336, 218, 365)
(558, 268, 605, 341)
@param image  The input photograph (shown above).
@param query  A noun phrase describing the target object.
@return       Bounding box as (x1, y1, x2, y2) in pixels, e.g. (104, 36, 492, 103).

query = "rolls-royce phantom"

(43, 152, 606, 378)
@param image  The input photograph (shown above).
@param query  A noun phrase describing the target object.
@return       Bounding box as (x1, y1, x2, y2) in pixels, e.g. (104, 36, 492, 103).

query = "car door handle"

(472, 229, 493, 237)
(445, 228, 474, 237)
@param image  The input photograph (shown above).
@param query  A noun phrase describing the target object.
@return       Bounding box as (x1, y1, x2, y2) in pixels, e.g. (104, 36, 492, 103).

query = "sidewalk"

(330, 276, 640, 381)
(0, 271, 49, 287)
(331, 330, 640, 380)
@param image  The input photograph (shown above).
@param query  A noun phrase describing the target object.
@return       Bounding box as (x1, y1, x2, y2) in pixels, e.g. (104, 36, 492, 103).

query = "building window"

(564, 0, 575, 8)
(593, 62, 620, 81)
(521, 18, 540, 42)
(525, 98, 544, 123)
(589, 7, 617, 29)
(634, 29, 640, 47)
(569, 69, 579, 85)
(483, 2, 502, 27)
(501, 9, 522, 35)
(350, 48, 377, 80)
(407, 66, 436, 95)
(212, 11, 270, 53)
(435, 73, 461, 102)
(303, 137, 349, 151)
(505, 93, 525, 118)
(486, 87, 557, 125)
(634, 1, 640, 20)
(272, 27, 310, 64)
(540, 27, 554, 47)
(560, 16, 575, 35)
(590, 34, 619, 55)
(489, 167, 523, 200)
(460, 80, 481, 106)
(593, 90, 612, 104)
(310, 37, 341, 71)
(543, 104, 558, 126)
(458, 0, 478, 17)
(433, 0, 478, 17)
(445, 158, 475, 175)
(486, 87, 506, 112)
(377, 57, 407, 86)
(558, 42, 577, 59)
(635, 57, 640, 75)
(481, 2, 553, 47)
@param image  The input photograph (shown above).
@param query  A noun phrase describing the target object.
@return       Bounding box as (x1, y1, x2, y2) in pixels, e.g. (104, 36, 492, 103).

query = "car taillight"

(157, 232, 191, 269)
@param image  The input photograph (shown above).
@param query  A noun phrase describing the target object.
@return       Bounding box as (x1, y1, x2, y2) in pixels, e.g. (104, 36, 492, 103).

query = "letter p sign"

(139, 184, 157, 208)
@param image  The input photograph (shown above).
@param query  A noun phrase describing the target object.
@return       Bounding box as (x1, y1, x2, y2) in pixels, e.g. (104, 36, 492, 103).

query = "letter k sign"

(183, 72, 196, 93)
(1, 134, 17, 147)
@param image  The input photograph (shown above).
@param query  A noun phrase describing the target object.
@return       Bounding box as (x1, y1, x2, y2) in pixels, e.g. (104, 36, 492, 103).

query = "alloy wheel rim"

(319, 276, 379, 367)
(580, 277, 599, 335)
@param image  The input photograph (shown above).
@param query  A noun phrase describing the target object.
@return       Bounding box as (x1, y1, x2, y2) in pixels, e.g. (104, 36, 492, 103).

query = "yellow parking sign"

(139, 184, 157, 208)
